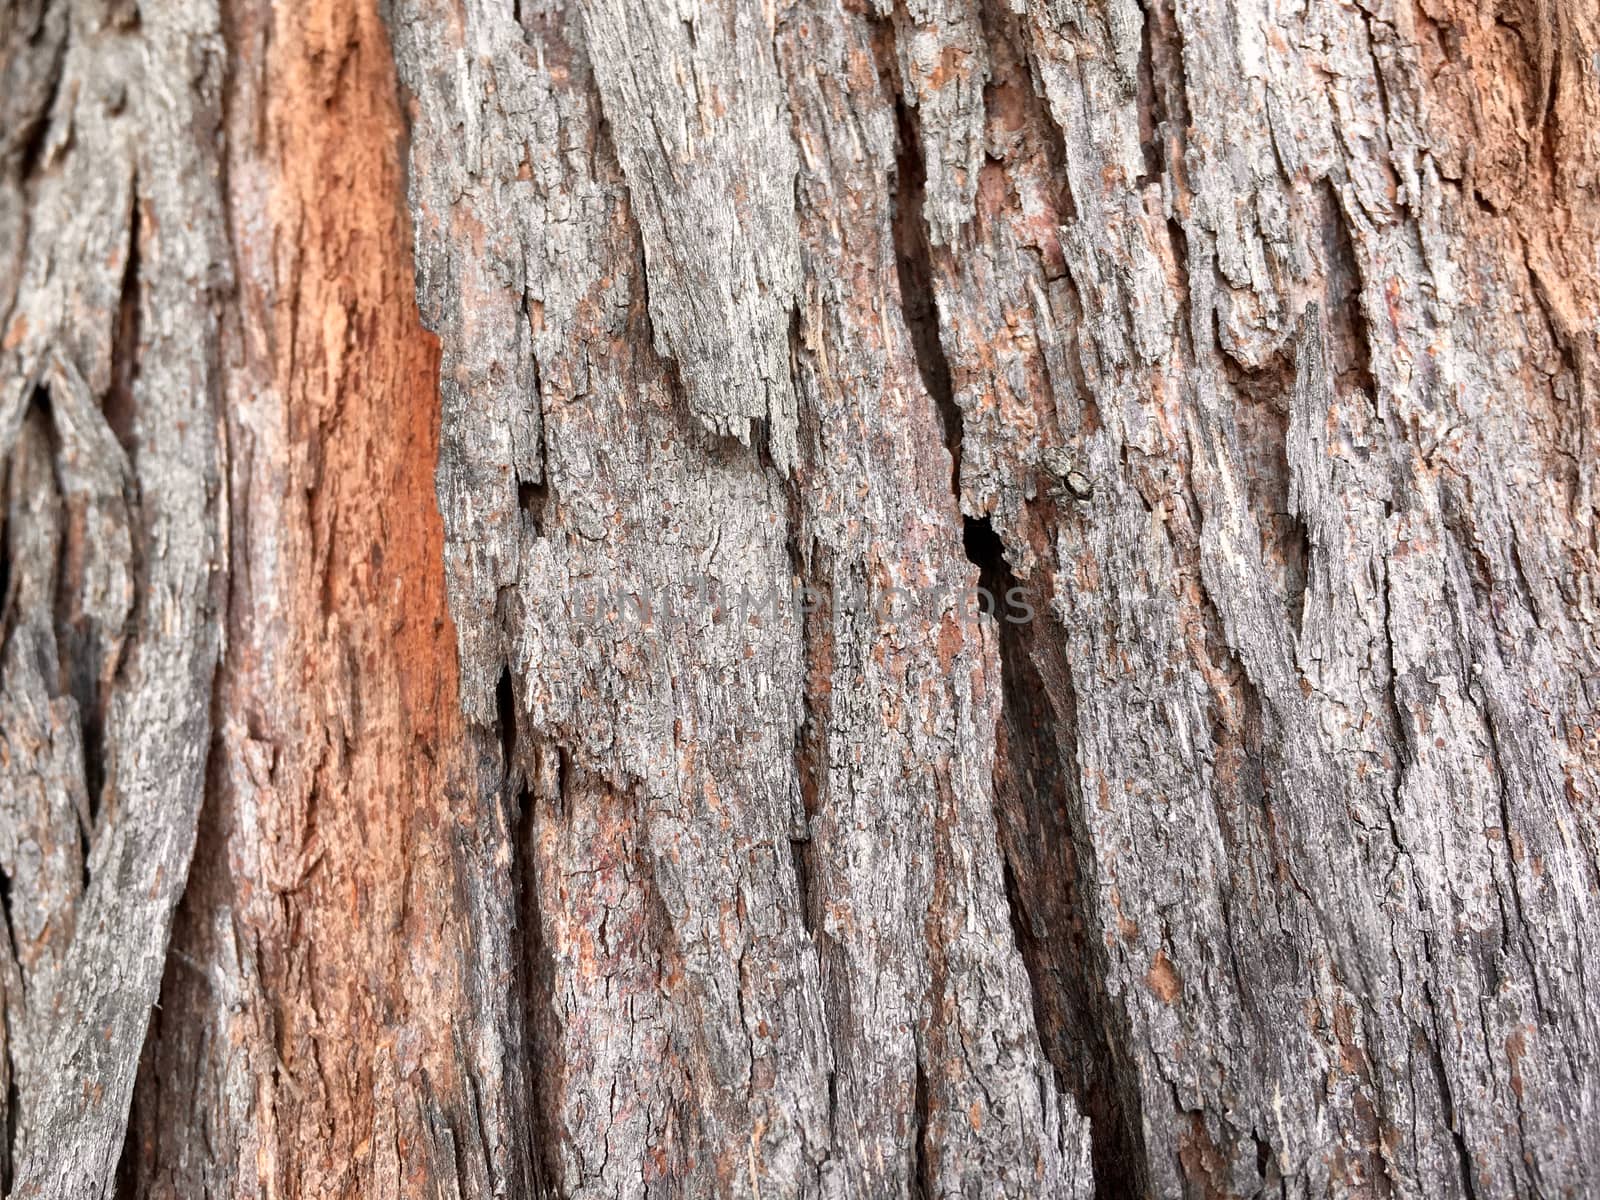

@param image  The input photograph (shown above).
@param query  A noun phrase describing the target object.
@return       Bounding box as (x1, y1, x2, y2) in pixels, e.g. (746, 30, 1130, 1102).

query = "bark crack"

(883, 15, 1154, 1187)
(889, 83, 961, 500)
(982, 563, 1150, 1197)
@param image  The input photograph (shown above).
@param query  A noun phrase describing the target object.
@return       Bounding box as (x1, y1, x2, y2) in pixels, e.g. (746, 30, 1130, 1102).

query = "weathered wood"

(121, 0, 531, 1194)
(1, 1, 227, 1194)
(0, 0, 1595, 1195)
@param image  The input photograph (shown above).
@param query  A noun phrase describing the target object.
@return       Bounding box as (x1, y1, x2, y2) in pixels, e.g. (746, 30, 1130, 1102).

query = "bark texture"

(0, 0, 1596, 1196)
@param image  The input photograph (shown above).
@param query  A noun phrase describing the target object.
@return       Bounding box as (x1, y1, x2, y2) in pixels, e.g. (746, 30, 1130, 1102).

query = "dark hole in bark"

(495, 664, 518, 780)
(517, 478, 547, 536)
(961, 514, 1005, 619)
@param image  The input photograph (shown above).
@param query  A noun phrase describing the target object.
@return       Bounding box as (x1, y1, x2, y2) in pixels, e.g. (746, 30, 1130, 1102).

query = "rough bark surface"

(0, 0, 1595, 1196)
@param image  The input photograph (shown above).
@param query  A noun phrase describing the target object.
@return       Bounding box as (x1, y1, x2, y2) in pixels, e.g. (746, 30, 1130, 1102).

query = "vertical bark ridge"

(124, 0, 533, 1192)
(378, 0, 1600, 1193)
(1, 0, 228, 1192)
(907, 0, 1600, 1193)
(890, 32, 1117, 1184)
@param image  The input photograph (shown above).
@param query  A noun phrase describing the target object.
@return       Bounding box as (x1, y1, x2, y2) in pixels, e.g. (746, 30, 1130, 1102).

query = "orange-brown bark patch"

(209, 0, 471, 1191)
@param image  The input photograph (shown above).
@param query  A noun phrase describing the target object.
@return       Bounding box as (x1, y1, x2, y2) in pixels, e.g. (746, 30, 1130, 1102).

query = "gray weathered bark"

(0, 0, 1597, 1195)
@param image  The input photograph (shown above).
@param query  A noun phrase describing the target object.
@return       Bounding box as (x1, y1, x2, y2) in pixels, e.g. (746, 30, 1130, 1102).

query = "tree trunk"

(1, 0, 1597, 1194)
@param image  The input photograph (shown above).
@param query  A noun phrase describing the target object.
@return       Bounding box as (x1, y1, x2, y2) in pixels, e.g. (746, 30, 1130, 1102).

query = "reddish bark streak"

(131, 0, 470, 1192)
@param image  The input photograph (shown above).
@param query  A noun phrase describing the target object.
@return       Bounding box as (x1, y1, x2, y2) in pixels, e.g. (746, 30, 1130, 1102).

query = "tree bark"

(0, 0, 1597, 1195)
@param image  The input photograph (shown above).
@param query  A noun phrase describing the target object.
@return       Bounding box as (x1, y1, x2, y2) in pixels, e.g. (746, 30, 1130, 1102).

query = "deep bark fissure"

(499, 663, 564, 1195)
(0, 479, 9, 629)
(495, 664, 519, 783)
(520, 326, 551, 536)
(910, 1056, 933, 1200)
(1215, 334, 1312, 639)
(1134, 3, 1163, 188)
(881, 10, 1159, 1189)
(785, 520, 826, 943)
(1422, 978, 1482, 1200)
(1141, 0, 1194, 201)
(888, 87, 961, 494)
(1319, 183, 1376, 400)
(5, 28, 64, 191)
(2, 1071, 15, 1197)
(102, 192, 143, 456)
(982, 562, 1150, 1196)
(518, 765, 564, 1200)
(33, 375, 117, 847)
(977, 0, 1078, 228)
(0, 847, 16, 1193)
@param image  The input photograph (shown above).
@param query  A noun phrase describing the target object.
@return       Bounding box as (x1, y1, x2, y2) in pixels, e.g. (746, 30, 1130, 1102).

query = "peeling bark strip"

(0, 0, 1595, 1194)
